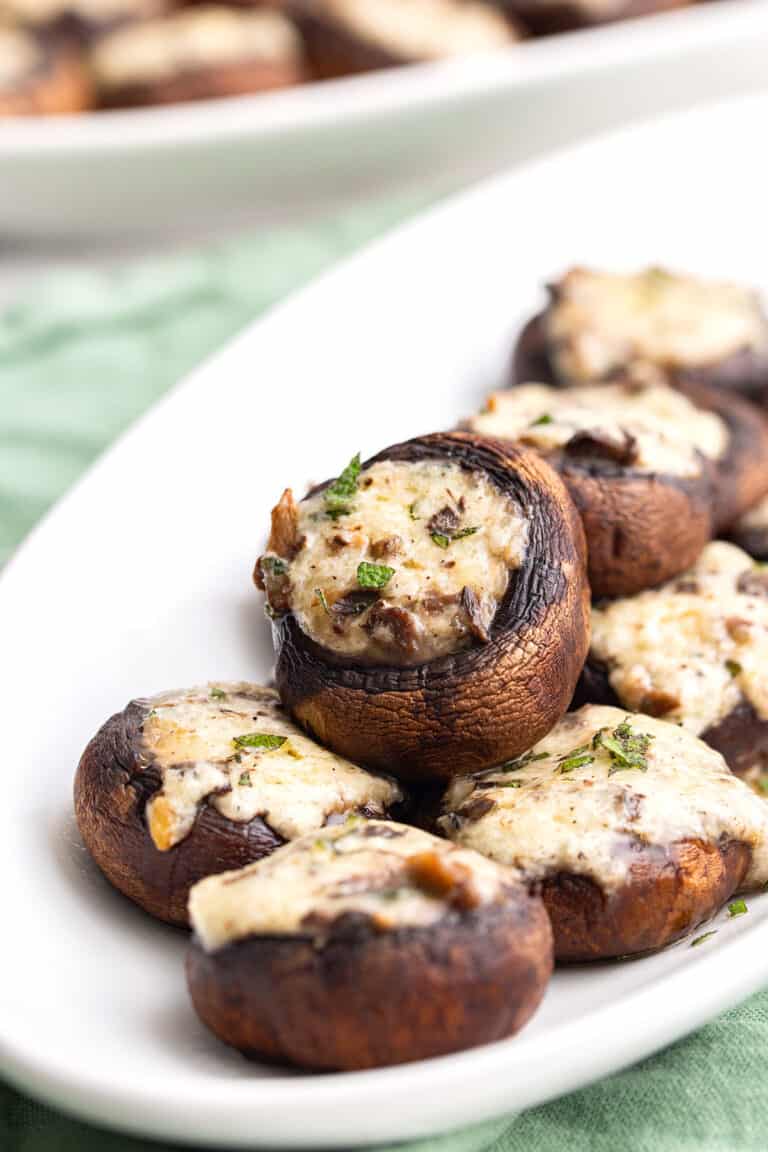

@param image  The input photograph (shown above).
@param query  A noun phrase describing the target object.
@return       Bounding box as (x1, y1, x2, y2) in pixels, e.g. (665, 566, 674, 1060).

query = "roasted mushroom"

(292, 0, 520, 80)
(467, 380, 719, 596)
(495, 0, 687, 36)
(512, 267, 768, 407)
(0, 24, 92, 113)
(255, 432, 590, 781)
(74, 682, 402, 925)
(0, 0, 168, 44)
(439, 705, 768, 961)
(186, 819, 553, 1069)
(729, 493, 768, 562)
(91, 6, 303, 108)
(577, 543, 768, 789)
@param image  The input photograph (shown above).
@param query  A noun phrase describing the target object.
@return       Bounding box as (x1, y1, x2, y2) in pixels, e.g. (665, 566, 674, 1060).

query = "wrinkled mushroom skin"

(0, 45, 92, 114)
(74, 703, 285, 926)
(186, 900, 553, 1070)
(273, 433, 590, 782)
(544, 838, 751, 962)
(496, 0, 687, 36)
(573, 661, 768, 782)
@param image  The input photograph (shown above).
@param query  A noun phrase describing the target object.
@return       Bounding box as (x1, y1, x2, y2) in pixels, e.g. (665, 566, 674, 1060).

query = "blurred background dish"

(1, 0, 768, 237)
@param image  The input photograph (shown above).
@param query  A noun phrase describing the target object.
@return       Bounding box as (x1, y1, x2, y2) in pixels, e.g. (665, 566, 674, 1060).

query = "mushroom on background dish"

(729, 494, 768, 563)
(467, 380, 719, 597)
(186, 819, 553, 1069)
(91, 5, 303, 108)
(0, 23, 92, 113)
(255, 432, 590, 781)
(512, 266, 768, 407)
(74, 683, 402, 925)
(576, 543, 768, 788)
(0, 0, 168, 43)
(439, 704, 768, 961)
(291, 0, 520, 80)
(495, 0, 687, 36)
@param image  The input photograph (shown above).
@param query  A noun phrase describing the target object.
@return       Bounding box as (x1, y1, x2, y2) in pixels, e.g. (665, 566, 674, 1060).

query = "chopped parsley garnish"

(315, 587, 330, 615)
(324, 453, 361, 519)
(261, 556, 288, 576)
(209, 686, 227, 700)
(408, 501, 420, 520)
(758, 776, 768, 795)
(496, 779, 523, 789)
(233, 733, 287, 751)
(593, 718, 653, 775)
(357, 561, 395, 590)
(691, 931, 717, 948)
(531, 413, 553, 427)
(496, 750, 549, 773)
(431, 526, 479, 548)
(726, 659, 742, 678)
(558, 746, 594, 774)
(238, 771, 252, 786)
(728, 899, 748, 918)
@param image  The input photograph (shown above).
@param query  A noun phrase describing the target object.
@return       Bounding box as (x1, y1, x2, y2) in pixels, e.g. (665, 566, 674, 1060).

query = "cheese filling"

(0, 27, 41, 87)
(546, 267, 768, 384)
(591, 543, 768, 735)
(440, 705, 768, 894)
(188, 819, 516, 952)
(260, 457, 529, 665)
(139, 684, 400, 852)
(319, 0, 514, 59)
(92, 7, 300, 89)
(469, 381, 727, 477)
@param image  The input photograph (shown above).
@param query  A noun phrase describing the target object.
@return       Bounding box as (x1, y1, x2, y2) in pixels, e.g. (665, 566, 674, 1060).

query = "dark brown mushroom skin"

(0, 41, 93, 115)
(543, 838, 751, 962)
(271, 432, 590, 782)
(496, 0, 688, 36)
(573, 660, 768, 782)
(186, 896, 553, 1070)
(729, 520, 768, 563)
(74, 700, 401, 926)
(511, 313, 768, 531)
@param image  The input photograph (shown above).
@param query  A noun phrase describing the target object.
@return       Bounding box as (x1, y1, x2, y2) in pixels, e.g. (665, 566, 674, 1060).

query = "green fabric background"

(2, 197, 768, 1151)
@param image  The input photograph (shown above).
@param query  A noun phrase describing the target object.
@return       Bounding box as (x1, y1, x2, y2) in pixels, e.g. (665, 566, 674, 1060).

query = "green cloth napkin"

(2, 195, 768, 1152)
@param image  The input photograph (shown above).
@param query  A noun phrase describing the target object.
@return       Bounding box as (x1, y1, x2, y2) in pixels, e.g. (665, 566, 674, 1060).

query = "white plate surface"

(2, 94, 768, 1148)
(3, 0, 768, 236)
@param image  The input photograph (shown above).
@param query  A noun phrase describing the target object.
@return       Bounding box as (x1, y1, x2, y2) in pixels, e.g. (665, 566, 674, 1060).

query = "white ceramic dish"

(3, 0, 768, 237)
(2, 93, 768, 1148)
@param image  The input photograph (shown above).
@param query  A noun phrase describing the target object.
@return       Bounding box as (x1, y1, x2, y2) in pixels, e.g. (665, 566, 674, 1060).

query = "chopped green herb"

(452, 526, 479, 540)
(210, 687, 227, 700)
(558, 748, 594, 774)
(233, 733, 287, 751)
(357, 561, 395, 590)
(498, 750, 549, 773)
(315, 588, 330, 615)
(147, 709, 158, 719)
(758, 776, 768, 795)
(261, 556, 288, 576)
(431, 526, 479, 548)
(408, 501, 420, 521)
(324, 453, 361, 519)
(496, 779, 523, 789)
(726, 659, 742, 678)
(238, 771, 252, 787)
(531, 413, 553, 427)
(431, 533, 451, 549)
(728, 899, 748, 918)
(593, 718, 653, 775)
(691, 931, 717, 948)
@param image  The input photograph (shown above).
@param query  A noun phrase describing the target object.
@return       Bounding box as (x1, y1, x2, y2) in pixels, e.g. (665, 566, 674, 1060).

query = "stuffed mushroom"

(186, 819, 553, 1069)
(577, 542, 768, 788)
(512, 266, 768, 407)
(0, 24, 92, 113)
(439, 704, 768, 961)
(292, 0, 520, 80)
(255, 432, 590, 781)
(74, 682, 402, 925)
(91, 6, 303, 108)
(467, 380, 719, 596)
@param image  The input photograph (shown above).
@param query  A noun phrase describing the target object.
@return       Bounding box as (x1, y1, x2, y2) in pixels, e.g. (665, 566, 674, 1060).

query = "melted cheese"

(0, 26, 39, 87)
(591, 543, 768, 734)
(139, 684, 400, 852)
(274, 458, 528, 665)
(470, 381, 727, 476)
(93, 7, 300, 89)
(319, 0, 514, 59)
(440, 705, 768, 893)
(546, 267, 768, 384)
(189, 819, 515, 952)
